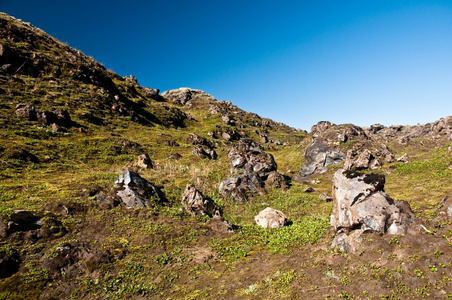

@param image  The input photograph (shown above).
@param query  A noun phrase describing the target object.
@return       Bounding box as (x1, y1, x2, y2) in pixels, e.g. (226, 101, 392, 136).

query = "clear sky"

(1, 1, 452, 130)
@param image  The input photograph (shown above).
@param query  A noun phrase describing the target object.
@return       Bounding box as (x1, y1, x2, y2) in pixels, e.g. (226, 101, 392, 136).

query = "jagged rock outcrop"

(300, 121, 397, 175)
(365, 116, 452, 141)
(330, 169, 414, 252)
(219, 139, 287, 202)
(181, 184, 220, 217)
(228, 138, 276, 178)
(161, 88, 217, 107)
(113, 170, 166, 207)
(254, 207, 287, 229)
(192, 145, 217, 160)
(299, 138, 345, 176)
(219, 172, 265, 204)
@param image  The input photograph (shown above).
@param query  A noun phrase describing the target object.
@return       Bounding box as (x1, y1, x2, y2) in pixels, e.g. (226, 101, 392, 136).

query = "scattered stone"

(181, 185, 220, 217)
(219, 172, 264, 204)
(259, 135, 268, 144)
(6, 210, 41, 234)
(137, 153, 153, 169)
(51, 123, 67, 132)
(192, 145, 217, 160)
(266, 171, 288, 189)
(397, 153, 411, 163)
(186, 133, 210, 146)
(304, 187, 315, 193)
(319, 192, 332, 202)
(15, 103, 36, 120)
(222, 115, 234, 125)
(113, 170, 166, 207)
(144, 87, 160, 98)
(330, 169, 414, 252)
(124, 75, 138, 84)
(254, 207, 287, 229)
(206, 215, 234, 232)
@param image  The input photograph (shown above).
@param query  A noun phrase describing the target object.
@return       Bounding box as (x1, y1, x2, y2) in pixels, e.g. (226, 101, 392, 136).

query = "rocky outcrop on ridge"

(300, 121, 397, 175)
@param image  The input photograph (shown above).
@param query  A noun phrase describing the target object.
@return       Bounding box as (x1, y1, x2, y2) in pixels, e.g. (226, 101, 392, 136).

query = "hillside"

(1, 12, 452, 299)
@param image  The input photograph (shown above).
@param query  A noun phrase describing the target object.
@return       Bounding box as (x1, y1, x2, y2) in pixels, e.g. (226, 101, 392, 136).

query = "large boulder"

(218, 172, 264, 203)
(228, 138, 277, 179)
(113, 170, 165, 207)
(330, 169, 414, 252)
(254, 207, 287, 229)
(299, 138, 345, 176)
(181, 185, 220, 217)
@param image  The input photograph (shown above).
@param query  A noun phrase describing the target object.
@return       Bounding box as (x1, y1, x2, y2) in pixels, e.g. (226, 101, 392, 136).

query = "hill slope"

(1, 12, 452, 299)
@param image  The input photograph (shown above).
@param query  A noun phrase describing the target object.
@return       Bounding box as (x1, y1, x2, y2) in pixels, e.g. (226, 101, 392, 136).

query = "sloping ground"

(1, 12, 452, 299)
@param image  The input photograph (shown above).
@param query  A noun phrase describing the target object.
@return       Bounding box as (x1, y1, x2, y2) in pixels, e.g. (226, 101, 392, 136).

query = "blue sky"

(1, 1, 452, 130)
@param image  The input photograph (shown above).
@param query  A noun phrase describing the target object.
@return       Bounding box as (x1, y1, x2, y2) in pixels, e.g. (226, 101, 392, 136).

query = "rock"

(186, 133, 210, 146)
(161, 87, 193, 106)
(113, 170, 166, 207)
(311, 121, 334, 138)
(42, 242, 115, 277)
(219, 172, 264, 203)
(192, 145, 217, 160)
(397, 153, 411, 163)
(330, 169, 414, 252)
(206, 215, 234, 232)
(304, 187, 315, 193)
(181, 185, 220, 217)
(343, 149, 374, 170)
(15, 103, 36, 120)
(124, 75, 138, 84)
(228, 138, 277, 179)
(299, 138, 345, 176)
(254, 207, 287, 229)
(36, 108, 72, 128)
(319, 192, 333, 202)
(137, 153, 153, 169)
(144, 87, 160, 98)
(259, 135, 268, 144)
(291, 174, 311, 184)
(51, 123, 67, 132)
(7, 210, 42, 234)
(266, 171, 288, 189)
(222, 115, 234, 125)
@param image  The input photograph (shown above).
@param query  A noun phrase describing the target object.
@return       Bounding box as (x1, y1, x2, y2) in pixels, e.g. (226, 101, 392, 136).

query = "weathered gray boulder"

(218, 172, 264, 203)
(299, 138, 345, 176)
(254, 207, 287, 229)
(114, 170, 165, 207)
(229, 138, 277, 179)
(330, 169, 414, 252)
(181, 184, 220, 217)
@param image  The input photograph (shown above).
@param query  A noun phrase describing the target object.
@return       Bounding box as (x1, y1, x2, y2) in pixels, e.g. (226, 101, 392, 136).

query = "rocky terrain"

(1, 12, 452, 299)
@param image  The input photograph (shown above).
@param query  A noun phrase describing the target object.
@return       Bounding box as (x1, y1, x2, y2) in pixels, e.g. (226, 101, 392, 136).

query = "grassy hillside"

(1, 12, 452, 299)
